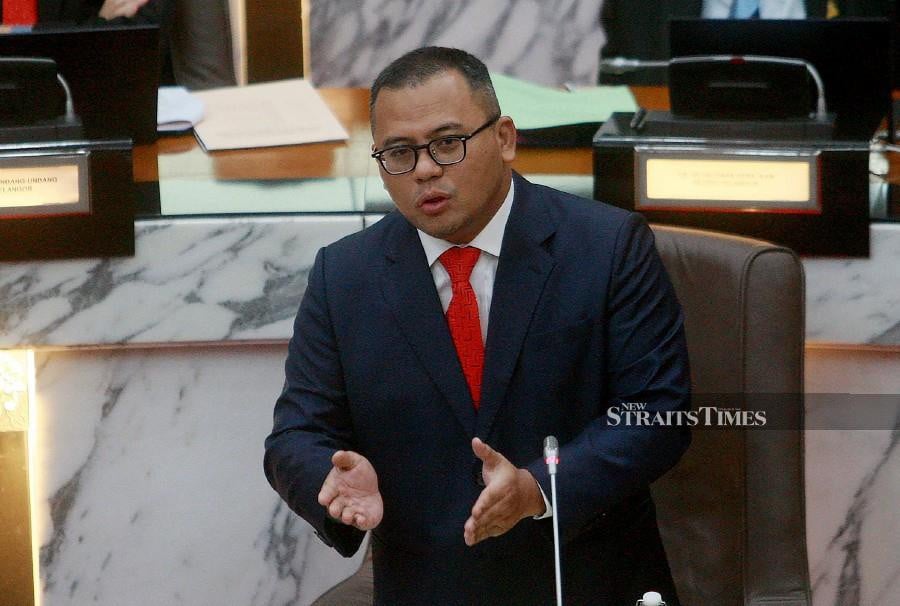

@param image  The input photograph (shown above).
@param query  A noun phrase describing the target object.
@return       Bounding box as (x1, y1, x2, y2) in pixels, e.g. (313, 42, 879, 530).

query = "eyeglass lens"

(382, 138, 465, 174)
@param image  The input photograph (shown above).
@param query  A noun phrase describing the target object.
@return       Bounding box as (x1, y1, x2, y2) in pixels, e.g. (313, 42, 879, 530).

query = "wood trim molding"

(245, 0, 304, 83)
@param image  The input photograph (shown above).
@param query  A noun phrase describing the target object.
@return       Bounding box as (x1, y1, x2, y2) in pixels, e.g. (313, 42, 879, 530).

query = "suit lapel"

(380, 216, 477, 436)
(476, 175, 557, 439)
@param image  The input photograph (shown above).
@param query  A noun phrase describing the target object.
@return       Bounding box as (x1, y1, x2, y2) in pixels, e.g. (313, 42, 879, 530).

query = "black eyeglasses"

(371, 115, 500, 175)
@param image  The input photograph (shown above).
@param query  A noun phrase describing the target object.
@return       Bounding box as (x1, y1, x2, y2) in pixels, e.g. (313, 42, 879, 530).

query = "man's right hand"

(317, 450, 383, 530)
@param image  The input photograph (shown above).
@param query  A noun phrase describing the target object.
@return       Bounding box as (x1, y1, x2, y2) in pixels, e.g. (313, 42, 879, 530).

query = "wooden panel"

(246, 0, 303, 83)
(0, 432, 34, 606)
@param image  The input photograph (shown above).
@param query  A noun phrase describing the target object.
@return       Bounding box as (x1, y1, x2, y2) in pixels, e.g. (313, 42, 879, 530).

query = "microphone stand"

(544, 436, 562, 606)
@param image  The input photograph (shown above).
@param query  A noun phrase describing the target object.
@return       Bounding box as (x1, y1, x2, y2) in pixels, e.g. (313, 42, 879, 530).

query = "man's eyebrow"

(380, 122, 466, 148)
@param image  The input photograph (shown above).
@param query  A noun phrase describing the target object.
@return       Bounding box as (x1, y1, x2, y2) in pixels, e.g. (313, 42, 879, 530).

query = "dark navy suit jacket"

(264, 174, 692, 605)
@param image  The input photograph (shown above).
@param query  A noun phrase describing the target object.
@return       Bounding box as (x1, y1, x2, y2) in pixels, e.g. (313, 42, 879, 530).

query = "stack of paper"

(192, 79, 349, 151)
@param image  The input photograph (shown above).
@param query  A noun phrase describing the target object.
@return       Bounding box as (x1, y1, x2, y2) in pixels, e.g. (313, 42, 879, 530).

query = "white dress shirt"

(417, 178, 515, 341)
(416, 178, 553, 519)
(702, 0, 806, 18)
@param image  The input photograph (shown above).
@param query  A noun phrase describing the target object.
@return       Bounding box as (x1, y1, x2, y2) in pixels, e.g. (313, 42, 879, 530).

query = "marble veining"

(32, 346, 365, 606)
(4, 217, 898, 349)
(803, 224, 900, 345)
(29, 348, 900, 606)
(309, 0, 606, 88)
(807, 429, 900, 606)
(0, 216, 362, 348)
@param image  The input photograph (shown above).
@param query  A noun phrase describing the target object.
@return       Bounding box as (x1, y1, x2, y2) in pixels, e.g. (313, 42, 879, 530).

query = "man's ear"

(497, 116, 517, 163)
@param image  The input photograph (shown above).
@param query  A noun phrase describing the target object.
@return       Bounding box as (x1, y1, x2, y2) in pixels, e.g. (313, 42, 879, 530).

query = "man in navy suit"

(264, 47, 691, 605)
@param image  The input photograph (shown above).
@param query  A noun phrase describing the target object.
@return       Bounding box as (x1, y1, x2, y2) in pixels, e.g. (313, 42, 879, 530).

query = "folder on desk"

(192, 79, 348, 151)
(491, 73, 637, 147)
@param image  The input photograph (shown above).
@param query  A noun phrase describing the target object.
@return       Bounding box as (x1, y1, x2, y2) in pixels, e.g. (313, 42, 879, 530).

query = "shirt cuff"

(533, 480, 553, 520)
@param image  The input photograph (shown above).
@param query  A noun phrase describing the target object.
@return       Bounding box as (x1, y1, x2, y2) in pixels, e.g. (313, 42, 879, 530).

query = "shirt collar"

(418, 177, 515, 267)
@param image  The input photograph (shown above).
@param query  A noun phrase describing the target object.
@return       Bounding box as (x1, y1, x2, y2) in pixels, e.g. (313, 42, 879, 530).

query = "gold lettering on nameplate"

(646, 159, 809, 203)
(0, 165, 80, 207)
(635, 147, 820, 213)
(0, 152, 90, 218)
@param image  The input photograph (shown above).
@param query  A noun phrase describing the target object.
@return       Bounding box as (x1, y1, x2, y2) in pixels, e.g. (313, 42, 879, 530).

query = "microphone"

(636, 591, 666, 606)
(598, 57, 669, 75)
(600, 54, 828, 121)
(544, 436, 562, 606)
(543, 435, 559, 471)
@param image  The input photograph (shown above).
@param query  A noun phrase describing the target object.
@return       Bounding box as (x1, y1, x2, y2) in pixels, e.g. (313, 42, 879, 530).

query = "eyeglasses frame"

(371, 115, 501, 175)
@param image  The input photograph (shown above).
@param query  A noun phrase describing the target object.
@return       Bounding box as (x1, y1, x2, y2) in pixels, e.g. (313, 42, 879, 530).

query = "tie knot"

(439, 246, 480, 283)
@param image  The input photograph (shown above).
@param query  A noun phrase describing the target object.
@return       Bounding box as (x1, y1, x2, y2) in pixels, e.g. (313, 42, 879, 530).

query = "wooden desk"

(133, 86, 899, 189)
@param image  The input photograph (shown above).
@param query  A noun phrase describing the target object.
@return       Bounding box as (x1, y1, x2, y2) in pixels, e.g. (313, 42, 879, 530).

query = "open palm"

(318, 450, 383, 530)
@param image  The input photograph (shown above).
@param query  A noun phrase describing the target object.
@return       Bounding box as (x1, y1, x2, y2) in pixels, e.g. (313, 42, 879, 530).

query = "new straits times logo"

(607, 402, 767, 427)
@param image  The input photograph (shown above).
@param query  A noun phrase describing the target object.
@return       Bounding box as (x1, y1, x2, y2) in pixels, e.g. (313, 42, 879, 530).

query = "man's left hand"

(464, 437, 546, 546)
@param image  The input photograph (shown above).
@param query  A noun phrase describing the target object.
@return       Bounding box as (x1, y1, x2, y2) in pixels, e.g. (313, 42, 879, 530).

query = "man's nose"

(413, 147, 443, 180)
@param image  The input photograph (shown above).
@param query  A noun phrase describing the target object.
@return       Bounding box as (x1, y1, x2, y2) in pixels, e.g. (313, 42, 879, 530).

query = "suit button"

(472, 462, 486, 487)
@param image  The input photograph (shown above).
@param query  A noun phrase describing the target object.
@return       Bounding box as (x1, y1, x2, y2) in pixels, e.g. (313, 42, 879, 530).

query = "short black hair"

(369, 46, 501, 124)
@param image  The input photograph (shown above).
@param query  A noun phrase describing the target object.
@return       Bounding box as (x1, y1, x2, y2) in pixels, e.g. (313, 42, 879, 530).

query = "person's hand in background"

(99, 0, 150, 20)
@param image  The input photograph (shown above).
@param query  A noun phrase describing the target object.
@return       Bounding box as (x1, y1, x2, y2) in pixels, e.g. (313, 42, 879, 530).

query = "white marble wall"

(805, 349, 900, 606)
(1, 214, 366, 605)
(804, 224, 900, 345)
(309, 0, 607, 88)
(32, 345, 365, 606)
(0, 216, 362, 348)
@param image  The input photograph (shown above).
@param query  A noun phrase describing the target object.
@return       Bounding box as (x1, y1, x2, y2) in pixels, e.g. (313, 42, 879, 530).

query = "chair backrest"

(650, 224, 810, 606)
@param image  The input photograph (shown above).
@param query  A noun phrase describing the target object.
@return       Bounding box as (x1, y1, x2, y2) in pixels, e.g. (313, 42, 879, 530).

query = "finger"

(471, 475, 517, 519)
(340, 505, 357, 525)
(470, 483, 502, 520)
(471, 437, 499, 465)
(124, 0, 149, 17)
(327, 496, 347, 520)
(317, 486, 336, 507)
(470, 488, 516, 539)
(122, 0, 147, 12)
(317, 469, 340, 506)
(464, 517, 476, 546)
(474, 515, 514, 544)
(332, 450, 360, 471)
(466, 514, 509, 546)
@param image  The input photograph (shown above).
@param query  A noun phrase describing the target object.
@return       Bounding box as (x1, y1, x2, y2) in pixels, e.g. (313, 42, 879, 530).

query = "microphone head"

(543, 436, 559, 463)
(639, 591, 664, 606)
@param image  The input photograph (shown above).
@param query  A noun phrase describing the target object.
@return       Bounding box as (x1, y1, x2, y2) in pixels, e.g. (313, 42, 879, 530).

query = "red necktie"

(440, 246, 484, 410)
(3, 0, 37, 25)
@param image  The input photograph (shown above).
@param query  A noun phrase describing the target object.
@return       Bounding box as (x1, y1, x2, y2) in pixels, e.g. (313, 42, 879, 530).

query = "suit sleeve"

(263, 247, 366, 557)
(527, 213, 691, 544)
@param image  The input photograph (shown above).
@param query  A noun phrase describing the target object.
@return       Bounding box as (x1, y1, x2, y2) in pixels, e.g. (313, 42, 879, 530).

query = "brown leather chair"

(650, 225, 810, 606)
(312, 225, 810, 606)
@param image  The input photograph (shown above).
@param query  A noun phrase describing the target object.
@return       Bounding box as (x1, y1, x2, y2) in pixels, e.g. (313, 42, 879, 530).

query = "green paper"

(491, 72, 637, 130)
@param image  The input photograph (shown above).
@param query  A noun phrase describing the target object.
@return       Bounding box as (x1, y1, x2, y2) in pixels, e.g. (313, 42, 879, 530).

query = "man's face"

(371, 70, 516, 244)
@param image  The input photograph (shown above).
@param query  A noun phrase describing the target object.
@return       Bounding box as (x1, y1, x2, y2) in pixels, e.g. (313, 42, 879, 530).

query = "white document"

(192, 79, 349, 151)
